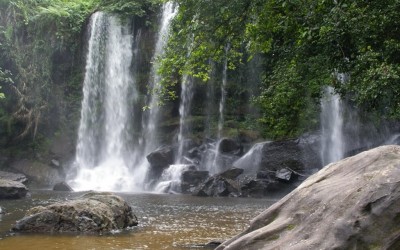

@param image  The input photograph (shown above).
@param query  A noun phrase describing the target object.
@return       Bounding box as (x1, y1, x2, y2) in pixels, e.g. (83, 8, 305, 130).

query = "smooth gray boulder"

(13, 192, 137, 233)
(0, 179, 28, 199)
(217, 145, 400, 249)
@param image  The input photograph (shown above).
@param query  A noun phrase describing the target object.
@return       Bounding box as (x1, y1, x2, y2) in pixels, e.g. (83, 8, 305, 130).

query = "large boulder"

(146, 146, 175, 167)
(0, 170, 28, 183)
(260, 140, 306, 172)
(12, 192, 137, 233)
(218, 138, 240, 154)
(217, 145, 400, 249)
(0, 179, 28, 199)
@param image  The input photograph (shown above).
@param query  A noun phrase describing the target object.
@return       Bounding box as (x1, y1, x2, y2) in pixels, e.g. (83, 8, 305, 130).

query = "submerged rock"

(217, 146, 400, 249)
(13, 192, 137, 233)
(0, 179, 28, 199)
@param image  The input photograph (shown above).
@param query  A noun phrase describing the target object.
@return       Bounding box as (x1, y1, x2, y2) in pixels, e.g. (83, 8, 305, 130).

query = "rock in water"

(217, 146, 400, 249)
(0, 179, 28, 199)
(13, 192, 137, 233)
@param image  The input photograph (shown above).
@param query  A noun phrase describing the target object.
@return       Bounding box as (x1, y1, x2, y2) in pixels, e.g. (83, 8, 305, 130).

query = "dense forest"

(0, 0, 399, 153)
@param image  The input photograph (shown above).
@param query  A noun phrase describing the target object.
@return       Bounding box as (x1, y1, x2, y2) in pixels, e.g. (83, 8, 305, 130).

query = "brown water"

(0, 190, 276, 250)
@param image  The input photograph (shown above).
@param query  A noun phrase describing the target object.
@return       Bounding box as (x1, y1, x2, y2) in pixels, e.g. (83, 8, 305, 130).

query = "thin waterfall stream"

(320, 86, 345, 166)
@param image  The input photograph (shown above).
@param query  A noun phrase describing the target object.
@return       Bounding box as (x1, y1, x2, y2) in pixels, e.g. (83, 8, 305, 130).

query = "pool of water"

(0, 190, 276, 249)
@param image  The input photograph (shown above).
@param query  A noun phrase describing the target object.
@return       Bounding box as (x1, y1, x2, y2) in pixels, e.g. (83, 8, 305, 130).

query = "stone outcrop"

(0, 179, 29, 199)
(217, 146, 400, 249)
(13, 192, 138, 233)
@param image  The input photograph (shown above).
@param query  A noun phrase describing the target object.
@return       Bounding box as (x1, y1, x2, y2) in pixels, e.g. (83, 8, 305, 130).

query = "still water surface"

(0, 190, 276, 249)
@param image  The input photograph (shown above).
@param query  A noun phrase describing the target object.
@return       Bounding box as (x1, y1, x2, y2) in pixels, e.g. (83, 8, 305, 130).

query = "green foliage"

(160, 0, 400, 139)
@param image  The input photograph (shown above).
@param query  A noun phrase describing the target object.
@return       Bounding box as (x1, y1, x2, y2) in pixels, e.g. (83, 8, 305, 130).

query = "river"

(0, 190, 276, 249)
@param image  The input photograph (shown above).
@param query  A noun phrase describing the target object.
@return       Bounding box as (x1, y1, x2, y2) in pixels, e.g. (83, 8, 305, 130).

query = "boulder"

(194, 175, 240, 197)
(260, 140, 305, 172)
(53, 181, 73, 191)
(218, 138, 240, 154)
(0, 179, 28, 199)
(12, 192, 137, 233)
(0, 170, 28, 183)
(146, 146, 174, 168)
(217, 146, 400, 250)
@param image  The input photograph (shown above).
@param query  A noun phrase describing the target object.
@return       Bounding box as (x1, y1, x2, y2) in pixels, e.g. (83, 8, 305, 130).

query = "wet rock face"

(13, 192, 138, 233)
(0, 179, 28, 199)
(217, 146, 400, 250)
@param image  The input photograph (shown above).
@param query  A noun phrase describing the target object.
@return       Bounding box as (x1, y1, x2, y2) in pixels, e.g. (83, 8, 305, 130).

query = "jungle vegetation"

(0, 0, 399, 145)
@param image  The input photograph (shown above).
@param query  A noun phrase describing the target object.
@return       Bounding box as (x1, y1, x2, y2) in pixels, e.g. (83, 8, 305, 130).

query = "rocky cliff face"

(217, 145, 400, 249)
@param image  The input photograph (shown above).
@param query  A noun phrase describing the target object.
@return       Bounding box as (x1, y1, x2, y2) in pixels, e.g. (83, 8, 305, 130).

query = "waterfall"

(208, 52, 229, 174)
(176, 75, 194, 163)
(143, 2, 177, 153)
(135, 2, 177, 189)
(217, 55, 228, 139)
(320, 86, 345, 166)
(233, 142, 266, 175)
(71, 12, 139, 191)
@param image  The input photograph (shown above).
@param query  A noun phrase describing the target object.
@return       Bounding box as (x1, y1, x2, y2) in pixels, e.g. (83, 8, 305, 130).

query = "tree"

(159, 0, 400, 138)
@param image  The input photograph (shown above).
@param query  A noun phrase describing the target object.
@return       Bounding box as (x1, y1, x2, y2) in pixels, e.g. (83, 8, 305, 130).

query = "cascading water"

(142, 2, 177, 153)
(135, 2, 178, 189)
(233, 142, 266, 175)
(71, 12, 138, 191)
(176, 75, 194, 163)
(320, 86, 345, 166)
(209, 55, 229, 174)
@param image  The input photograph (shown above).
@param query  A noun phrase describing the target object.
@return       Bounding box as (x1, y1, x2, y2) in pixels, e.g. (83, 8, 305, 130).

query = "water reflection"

(0, 191, 275, 249)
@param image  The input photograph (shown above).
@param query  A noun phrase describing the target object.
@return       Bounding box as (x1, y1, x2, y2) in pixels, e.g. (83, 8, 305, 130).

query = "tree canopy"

(159, 0, 400, 138)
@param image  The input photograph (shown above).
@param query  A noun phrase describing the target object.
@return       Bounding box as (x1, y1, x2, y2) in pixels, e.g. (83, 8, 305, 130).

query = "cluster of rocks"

(146, 137, 319, 197)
